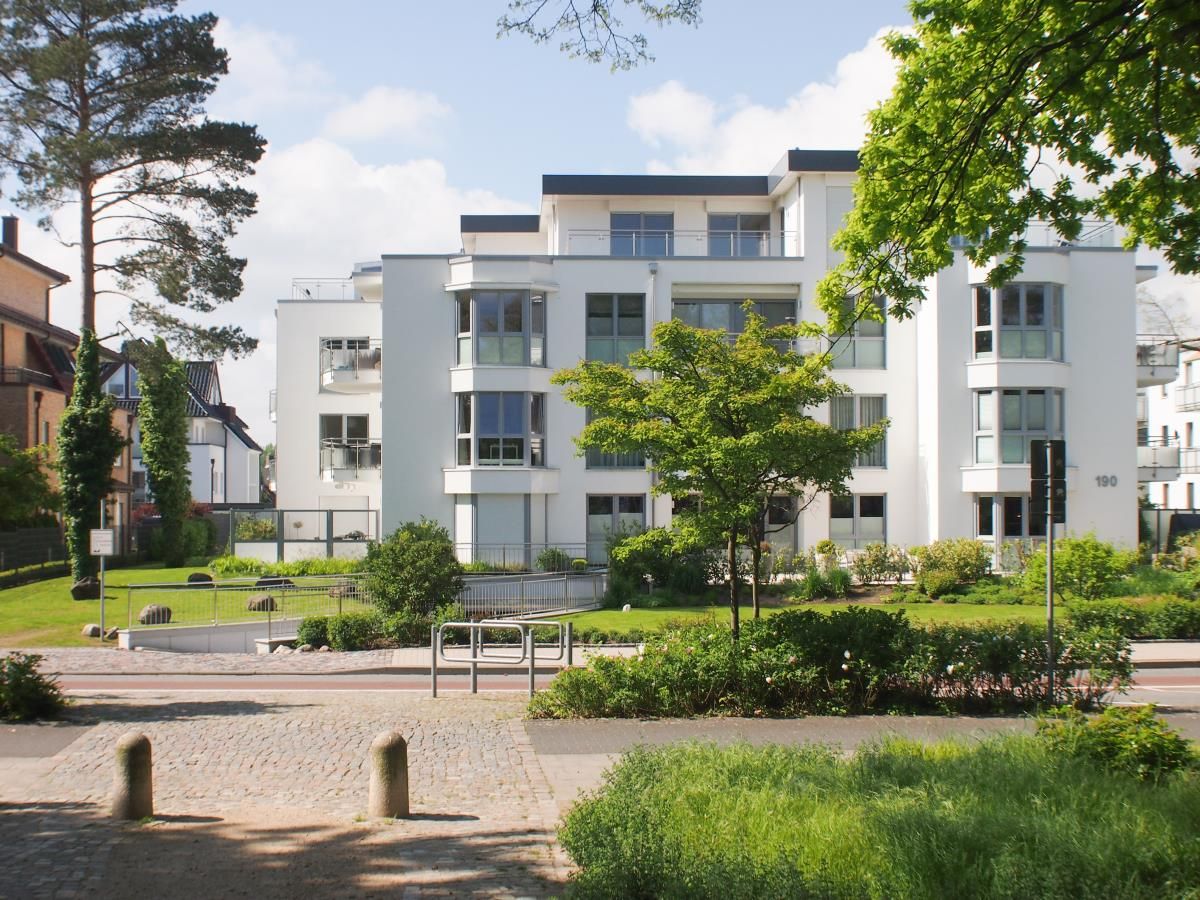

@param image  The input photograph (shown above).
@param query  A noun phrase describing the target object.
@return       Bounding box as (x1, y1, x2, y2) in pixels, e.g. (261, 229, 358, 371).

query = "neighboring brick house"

(0, 215, 135, 551)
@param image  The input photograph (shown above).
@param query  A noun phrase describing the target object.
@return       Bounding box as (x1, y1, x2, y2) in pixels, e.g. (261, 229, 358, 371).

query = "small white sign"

(89, 528, 115, 557)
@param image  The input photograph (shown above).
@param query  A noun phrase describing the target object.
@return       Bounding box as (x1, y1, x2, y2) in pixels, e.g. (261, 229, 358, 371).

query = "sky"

(8, 0, 1189, 445)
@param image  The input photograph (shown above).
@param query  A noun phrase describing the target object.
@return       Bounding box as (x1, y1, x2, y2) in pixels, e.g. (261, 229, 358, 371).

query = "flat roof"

(460, 214, 541, 233)
(542, 174, 770, 197)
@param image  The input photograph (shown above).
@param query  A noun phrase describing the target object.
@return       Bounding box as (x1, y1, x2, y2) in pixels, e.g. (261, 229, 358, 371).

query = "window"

(761, 495, 798, 552)
(320, 414, 369, 444)
(973, 284, 1063, 360)
(830, 296, 886, 368)
(611, 213, 673, 256)
(455, 392, 546, 467)
(830, 395, 886, 467)
(974, 388, 1064, 464)
(829, 494, 885, 549)
(586, 294, 645, 364)
(586, 494, 645, 562)
(672, 299, 795, 340)
(585, 409, 644, 469)
(455, 290, 545, 366)
(707, 213, 770, 257)
(977, 495, 1046, 539)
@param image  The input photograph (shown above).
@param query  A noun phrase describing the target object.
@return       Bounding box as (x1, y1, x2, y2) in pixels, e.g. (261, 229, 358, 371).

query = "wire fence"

(459, 571, 606, 618)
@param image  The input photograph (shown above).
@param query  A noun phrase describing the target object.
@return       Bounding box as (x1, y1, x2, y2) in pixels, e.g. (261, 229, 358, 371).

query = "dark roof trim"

(461, 214, 541, 233)
(543, 174, 769, 197)
(787, 149, 859, 172)
(0, 246, 70, 284)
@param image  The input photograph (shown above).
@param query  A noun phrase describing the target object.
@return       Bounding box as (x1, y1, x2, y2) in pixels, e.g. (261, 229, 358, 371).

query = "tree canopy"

(0, 434, 57, 529)
(0, 0, 266, 357)
(553, 309, 886, 637)
(818, 0, 1200, 327)
(498, 0, 701, 69)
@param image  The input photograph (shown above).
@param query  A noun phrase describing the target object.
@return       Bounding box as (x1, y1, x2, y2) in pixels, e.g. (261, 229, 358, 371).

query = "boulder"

(82, 623, 101, 638)
(329, 581, 360, 600)
(255, 576, 295, 590)
(104, 626, 120, 641)
(272, 645, 292, 655)
(71, 578, 101, 601)
(296, 644, 314, 653)
(317, 645, 331, 653)
(137, 605, 172, 625)
(246, 593, 277, 612)
(187, 572, 214, 589)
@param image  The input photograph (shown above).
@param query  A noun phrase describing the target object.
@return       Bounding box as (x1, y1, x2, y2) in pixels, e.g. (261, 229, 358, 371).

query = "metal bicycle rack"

(431, 619, 574, 697)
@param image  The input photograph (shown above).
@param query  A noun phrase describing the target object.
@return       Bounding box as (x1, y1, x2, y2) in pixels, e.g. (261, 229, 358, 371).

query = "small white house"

(103, 358, 262, 505)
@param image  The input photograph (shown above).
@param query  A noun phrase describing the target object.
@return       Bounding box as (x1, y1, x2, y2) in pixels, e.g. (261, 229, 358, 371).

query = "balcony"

(1138, 440, 1180, 482)
(952, 219, 1119, 250)
(0, 366, 58, 388)
(320, 340, 382, 393)
(268, 388, 276, 423)
(1136, 336, 1178, 387)
(292, 278, 356, 300)
(320, 439, 381, 481)
(565, 229, 797, 257)
(1175, 382, 1200, 412)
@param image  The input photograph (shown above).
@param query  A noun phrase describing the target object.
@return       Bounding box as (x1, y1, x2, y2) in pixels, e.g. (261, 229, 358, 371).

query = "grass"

(561, 601, 1044, 633)
(560, 738, 1200, 899)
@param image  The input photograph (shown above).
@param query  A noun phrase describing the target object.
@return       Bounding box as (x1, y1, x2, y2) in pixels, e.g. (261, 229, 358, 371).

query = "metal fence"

(125, 573, 374, 631)
(459, 571, 606, 618)
(0, 527, 66, 572)
(456, 543, 592, 571)
(1142, 507, 1200, 553)
(217, 508, 382, 562)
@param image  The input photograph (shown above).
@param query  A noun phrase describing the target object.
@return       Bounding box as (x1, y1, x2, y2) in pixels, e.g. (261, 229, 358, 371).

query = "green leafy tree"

(553, 308, 886, 638)
(0, 0, 266, 355)
(819, 0, 1200, 327)
(498, 0, 701, 69)
(132, 339, 189, 567)
(0, 434, 57, 529)
(56, 329, 124, 581)
(364, 519, 465, 616)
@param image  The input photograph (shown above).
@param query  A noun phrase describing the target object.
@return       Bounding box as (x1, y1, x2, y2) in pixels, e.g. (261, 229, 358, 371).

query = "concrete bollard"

(112, 732, 153, 820)
(367, 731, 409, 818)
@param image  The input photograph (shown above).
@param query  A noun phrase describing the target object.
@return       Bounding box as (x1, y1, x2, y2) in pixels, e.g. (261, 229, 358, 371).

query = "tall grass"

(560, 739, 1200, 899)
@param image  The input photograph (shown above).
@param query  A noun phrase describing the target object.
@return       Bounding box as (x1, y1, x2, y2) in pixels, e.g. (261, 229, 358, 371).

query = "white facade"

(275, 150, 1148, 560)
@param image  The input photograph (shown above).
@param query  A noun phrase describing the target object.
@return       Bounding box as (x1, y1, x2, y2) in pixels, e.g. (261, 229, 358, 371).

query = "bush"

(234, 516, 277, 541)
(1024, 533, 1137, 600)
(1110, 565, 1196, 599)
(558, 739, 1200, 900)
(826, 567, 851, 598)
(571, 558, 589, 572)
(296, 616, 329, 648)
(535, 546, 572, 572)
(382, 608, 430, 646)
(1067, 597, 1200, 640)
(953, 578, 1036, 605)
(851, 542, 911, 585)
(607, 528, 713, 603)
(1148, 598, 1200, 639)
(209, 555, 266, 576)
(1036, 705, 1198, 782)
(788, 568, 829, 601)
(364, 518, 463, 615)
(915, 569, 961, 599)
(813, 538, 841, 572)
(208, 556, 361, 578)
(0, 653, 65, 721)
(912, 538, 991, 586)
(325, 611, 381, 651)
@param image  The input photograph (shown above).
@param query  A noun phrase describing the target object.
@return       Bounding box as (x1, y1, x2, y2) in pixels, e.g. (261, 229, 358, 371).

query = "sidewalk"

(1129, 641, 1200, 668)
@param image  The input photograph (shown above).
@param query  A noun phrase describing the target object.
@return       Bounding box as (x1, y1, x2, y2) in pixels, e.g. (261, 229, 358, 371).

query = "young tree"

(56, 329, 124, 582)
(818, 0, 1200, 327)
(498, 0, 702, 69)
(0, 434, 57, 529)
(132, 339, 189, 567)
(553, 309, 886, 639)
(0, 1, 266, 356)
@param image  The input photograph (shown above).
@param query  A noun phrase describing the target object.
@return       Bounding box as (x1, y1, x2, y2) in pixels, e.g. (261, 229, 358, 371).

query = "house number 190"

(1095, 475, 1118, 487)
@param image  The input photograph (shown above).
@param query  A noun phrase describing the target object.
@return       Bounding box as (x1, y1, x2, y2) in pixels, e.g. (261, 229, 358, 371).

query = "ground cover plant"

(0, 652, 65, 720)
(530, 607, 1130, 718)
(559, 734, 1200, 899)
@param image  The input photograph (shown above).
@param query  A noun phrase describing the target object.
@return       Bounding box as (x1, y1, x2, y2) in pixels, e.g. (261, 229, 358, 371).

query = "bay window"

(973, 283, 1063, 360)
(454, 391, 546, 467)
(974, 388, 1064, 464)
(455, 290, 545, 366)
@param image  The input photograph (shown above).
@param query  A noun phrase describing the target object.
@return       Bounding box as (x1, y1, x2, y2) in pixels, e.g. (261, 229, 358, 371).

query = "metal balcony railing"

(1138, 439, 1181, 480)
(1175, 382, 1200, 412)
(566, 229, 798, 257)
(1181, 448, 1200, 475)
(1137, 336, 1179, 368)
(319, 340, 382, 382)
(950, 219, 1118, 250)
(319, 439, 382, 478)
(292, 278, 356, 300)
(268, 388, 277, 422)
(0, 366, 57, 388)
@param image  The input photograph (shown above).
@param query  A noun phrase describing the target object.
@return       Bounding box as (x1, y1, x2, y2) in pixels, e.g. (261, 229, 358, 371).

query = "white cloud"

(322, 86, 451, 143)
(208, 20, 336, 121)
(628, 27, 905, 173)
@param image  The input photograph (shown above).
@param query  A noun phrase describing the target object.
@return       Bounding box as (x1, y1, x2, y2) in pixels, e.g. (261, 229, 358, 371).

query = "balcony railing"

(319, 438, 381, 479)
(268, 388, 277, 422)
(1181, 449, 1200, 475)
(319, 340, 382, 392)
(0, 366, 58, 388)
(950, 219, 1118, 250)
(1176, 382, 1200, 412)
(566, 229, 797, 257)
(1136, 336, 1179, 387)
(1138, 439, 1181, 482)
(292, 278, 356, 300)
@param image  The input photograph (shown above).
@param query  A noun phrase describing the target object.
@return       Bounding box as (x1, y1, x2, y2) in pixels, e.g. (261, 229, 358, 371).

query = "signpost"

(1030, 439, 1066, 699)
(90, 500, 115, 639)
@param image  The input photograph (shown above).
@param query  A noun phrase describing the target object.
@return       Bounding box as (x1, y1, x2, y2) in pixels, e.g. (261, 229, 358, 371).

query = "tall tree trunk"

(80, 179, 95, 332)
(751, 534, 762, 620)
(728, 527, 740, 641)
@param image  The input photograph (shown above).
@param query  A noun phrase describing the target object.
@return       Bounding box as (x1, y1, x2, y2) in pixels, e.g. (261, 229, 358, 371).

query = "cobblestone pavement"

(0, 691, 568, 899)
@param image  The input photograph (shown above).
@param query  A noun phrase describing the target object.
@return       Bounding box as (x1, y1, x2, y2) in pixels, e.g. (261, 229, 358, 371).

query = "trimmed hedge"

(210, 555, 362, 577)
(1067, 598, 1200, 640)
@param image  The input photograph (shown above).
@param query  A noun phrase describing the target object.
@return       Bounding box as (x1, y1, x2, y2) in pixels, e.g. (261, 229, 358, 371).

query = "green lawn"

(561, 601, 1045, 633)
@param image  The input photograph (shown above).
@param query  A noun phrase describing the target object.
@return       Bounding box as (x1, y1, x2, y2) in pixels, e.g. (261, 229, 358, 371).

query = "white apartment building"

(275, 148, 1154, 564)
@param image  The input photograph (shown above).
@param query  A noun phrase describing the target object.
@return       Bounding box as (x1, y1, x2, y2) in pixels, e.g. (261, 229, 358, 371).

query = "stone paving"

(0, 691, 568, 899)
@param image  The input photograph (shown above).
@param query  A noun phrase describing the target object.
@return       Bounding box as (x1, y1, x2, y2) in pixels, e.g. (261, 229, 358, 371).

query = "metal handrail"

(431, 619, 573, 697)
(319, 340, 383, 380)
(566, 228, 798, 257)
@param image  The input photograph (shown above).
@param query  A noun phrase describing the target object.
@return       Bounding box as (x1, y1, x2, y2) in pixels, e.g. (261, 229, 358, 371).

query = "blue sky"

(11, 1, 921, 439)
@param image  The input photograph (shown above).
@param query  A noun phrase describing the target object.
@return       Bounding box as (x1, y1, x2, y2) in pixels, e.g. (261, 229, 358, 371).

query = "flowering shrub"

(528, 608, 1132, 718)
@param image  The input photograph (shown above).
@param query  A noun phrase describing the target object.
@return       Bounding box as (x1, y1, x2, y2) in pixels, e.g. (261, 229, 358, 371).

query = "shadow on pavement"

(65, 696, 311, 723)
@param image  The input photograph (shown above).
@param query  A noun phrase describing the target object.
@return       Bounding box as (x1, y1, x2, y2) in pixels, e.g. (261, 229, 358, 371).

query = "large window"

(830, 295, 886, 369)
(586, 494, 645, 562)
(455, 392, 545, 467)
(707, 213, 770, 257)
(585, 409, 644, 469)
(455, 290, 545, 366)
(830, 395, 887, 467)
(976, 494, 1046, 539)
(974, 388, 1064, 464)
(829, 494, 886, 549)
(320, 414, 369, 443)
(586, 294, 645, 364)
(672, 299, 795, 336)
(973, 284, 1063, 360)
(611, 213, 673, 257)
